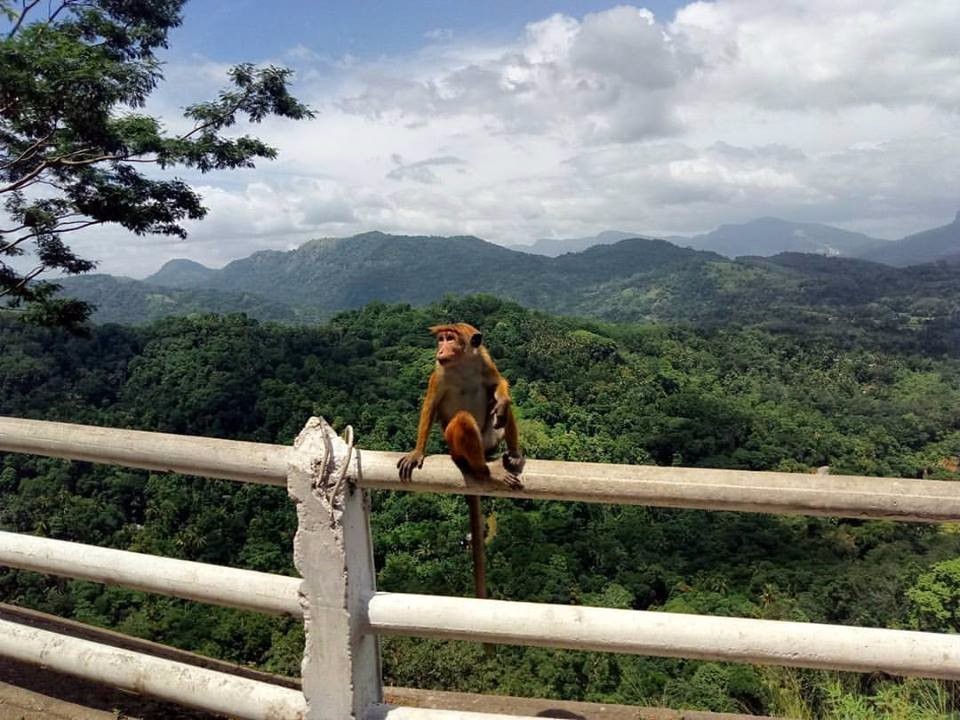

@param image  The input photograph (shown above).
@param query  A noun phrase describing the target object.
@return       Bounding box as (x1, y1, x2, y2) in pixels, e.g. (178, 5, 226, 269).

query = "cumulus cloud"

(339, 7, 691, 141)
(672, 0, 960, 112)
(386, 154, 467, 183)
(55, 1, 960, 276)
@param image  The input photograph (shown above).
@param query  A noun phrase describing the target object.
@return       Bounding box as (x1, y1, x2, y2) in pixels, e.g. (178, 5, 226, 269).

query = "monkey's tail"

(468, 494, 496, 656)
(468, 494, 486, 599)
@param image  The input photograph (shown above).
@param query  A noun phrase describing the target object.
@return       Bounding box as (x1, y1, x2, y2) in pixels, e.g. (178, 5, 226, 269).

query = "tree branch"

(1, 148, 167, 192)
(0, 128, 56, 170)
(59, 154, 118, 165)
(180, 88, 255, 141)
(46, 0, 73, 24)
(32, 178, 70, 192)
(55, 219, 101, 233)
(0, 160, 49, 193)
(0, 216, 102, 256)
(0, 231, 36, 254)
(7, 0, 42, 39)
(0, 264, 45, 298)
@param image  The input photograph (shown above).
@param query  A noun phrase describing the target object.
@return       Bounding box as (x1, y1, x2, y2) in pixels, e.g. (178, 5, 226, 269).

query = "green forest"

(2, 295, 960, 718)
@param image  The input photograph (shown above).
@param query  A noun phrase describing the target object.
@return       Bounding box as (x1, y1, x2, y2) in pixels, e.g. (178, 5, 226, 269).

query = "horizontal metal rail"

(371, 705, 771, 720)
(2, 415, 959, 521)
(368, 706, 539, 720)
(13, 531, 959, 682)
(0, 531, 302, 617)
(0, 416, 287, 486)
(366, 592, 960, 680)
(4, 415, 960, 715)
(379, 688, 778, 720)
(0, 617, 306, 720)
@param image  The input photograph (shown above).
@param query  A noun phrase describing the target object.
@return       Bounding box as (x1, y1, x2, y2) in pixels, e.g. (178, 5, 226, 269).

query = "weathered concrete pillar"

(288, 417, 381, 719)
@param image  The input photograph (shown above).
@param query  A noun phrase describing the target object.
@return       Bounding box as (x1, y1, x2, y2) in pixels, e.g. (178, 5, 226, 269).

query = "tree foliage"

(2, 298, 960, 715)
(0, 0, 312, 326)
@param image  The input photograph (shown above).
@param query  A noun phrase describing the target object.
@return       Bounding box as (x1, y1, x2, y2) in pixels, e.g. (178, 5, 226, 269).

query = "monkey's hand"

(397, 450, 425, 482)
(502, 452, 525, 476)
(491, 397, 511, 429)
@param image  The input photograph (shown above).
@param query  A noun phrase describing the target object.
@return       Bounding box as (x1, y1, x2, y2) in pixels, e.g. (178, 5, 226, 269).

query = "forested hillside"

(60, 234, 960, 353)
(56, 274, 322, 325)
(2, 297, 960, 717)
(858, 212, 960, 267)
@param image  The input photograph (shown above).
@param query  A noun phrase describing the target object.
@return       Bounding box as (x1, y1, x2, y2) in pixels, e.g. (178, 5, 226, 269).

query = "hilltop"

(145, 258, 218, 288)
(58, 231, 959, 351)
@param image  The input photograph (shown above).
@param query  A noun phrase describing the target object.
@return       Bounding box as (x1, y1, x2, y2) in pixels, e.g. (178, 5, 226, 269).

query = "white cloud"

(337, 8, 690, 141)
(52, 2, 960, 276)
(424, 28, 454, 42)
(386, 154, 467, 184)
(672, 0, 960, 112)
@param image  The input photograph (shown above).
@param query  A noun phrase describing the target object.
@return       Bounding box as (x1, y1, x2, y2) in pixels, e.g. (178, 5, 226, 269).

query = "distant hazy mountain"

(60, 231, 960, 352)
(856, 212, 960, 267)
(675, 217, 885, 258)
(65, 232, 732, 323)
(145, 258, 217, 288)
(510, 230, 646, 257)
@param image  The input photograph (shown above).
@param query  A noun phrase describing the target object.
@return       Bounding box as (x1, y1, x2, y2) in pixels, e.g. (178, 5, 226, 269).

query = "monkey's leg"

(447, 411, 522, 488)
(444, 411, 492, 478)
(444, 411, 490, 600)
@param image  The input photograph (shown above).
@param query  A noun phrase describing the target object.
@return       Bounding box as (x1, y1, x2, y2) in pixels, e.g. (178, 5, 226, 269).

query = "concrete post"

(288, 417, 381, 719)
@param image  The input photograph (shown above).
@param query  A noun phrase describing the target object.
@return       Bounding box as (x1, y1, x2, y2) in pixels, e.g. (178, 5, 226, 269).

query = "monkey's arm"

(397, 372, 439, 481)
(482, 355, 512, 429)
(481, 352, 524, 474)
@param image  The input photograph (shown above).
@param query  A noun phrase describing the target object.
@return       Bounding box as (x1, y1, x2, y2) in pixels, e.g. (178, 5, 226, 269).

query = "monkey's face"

(436, 330, 465, 366)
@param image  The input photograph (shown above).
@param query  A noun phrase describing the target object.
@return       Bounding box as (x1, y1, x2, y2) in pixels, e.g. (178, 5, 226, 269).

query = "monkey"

(397, 322, 525, 487)
(397, 322, 525, 599)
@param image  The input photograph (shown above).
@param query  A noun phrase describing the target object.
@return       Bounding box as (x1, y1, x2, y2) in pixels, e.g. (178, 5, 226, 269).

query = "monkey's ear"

(470, 332, 483, 348)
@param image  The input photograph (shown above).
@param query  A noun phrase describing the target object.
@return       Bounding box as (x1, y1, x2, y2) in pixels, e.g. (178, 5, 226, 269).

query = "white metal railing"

(6, 415, 960, 521)
(366, 593, 960, 679)
(0, 531, 301, 616)
(0, 617, 307, 719)
(3, 415, 960, 720)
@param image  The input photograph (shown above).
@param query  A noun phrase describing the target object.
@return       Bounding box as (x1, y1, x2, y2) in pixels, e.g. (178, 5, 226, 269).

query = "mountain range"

(59, 228, 959, 351)
(508, 230, 646, 257)
(509, 214, 959, 263)
(671, 217, 884, 258)
(857, 211, 960, 267)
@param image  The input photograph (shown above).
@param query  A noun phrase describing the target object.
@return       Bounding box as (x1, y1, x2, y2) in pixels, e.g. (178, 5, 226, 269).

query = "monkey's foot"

(502, 452, 525, 475)
(490, 464, 523, 490)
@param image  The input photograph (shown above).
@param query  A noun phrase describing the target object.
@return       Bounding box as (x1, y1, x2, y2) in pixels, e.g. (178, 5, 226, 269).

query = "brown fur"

(397, 323, 525, 601)
(397, 323, 524, 487)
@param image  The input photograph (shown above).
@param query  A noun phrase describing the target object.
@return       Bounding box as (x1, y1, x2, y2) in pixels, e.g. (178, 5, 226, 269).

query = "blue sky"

(50, 1, 960, 276)
(167, 1, 687, 63)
